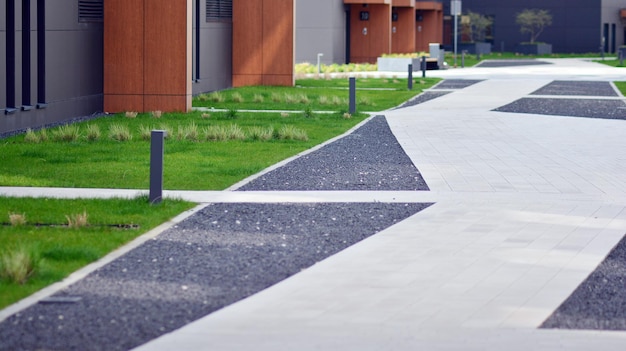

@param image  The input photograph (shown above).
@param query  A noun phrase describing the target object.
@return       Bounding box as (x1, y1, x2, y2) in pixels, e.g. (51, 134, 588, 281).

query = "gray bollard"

(349, 77, 356, 114)
(421, 56, 426, 78)
(408, 64, 413, 90)
(620, 50, 624, 66)
(149, 130, 166, 204)
(461, 51, 465, 68)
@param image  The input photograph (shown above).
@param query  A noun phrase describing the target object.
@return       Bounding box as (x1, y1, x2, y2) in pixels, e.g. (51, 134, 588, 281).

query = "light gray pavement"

(3, 58, 626, 350)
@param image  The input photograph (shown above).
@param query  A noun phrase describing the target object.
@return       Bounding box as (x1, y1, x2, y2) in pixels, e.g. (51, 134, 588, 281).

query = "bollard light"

(349, 77, 356, 114)
(149, 130, 166, 204)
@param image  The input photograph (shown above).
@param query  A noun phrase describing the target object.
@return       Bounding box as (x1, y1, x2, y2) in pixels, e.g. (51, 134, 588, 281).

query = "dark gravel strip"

(394, 91, 450, 109)
(430, 79, 483, 90)
(493, 98, 626, 120)
(531, 81, 618, 96)
(237, 115, 429, 191)
(0, 202, 432, 351)
(475, 60, 552, 68)
(541, 233, 626, 331)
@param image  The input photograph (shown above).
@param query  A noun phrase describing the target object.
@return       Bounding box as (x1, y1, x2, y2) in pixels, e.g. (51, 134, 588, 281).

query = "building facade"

(450, 0, 626, 54)
(2, 0, 626, 135)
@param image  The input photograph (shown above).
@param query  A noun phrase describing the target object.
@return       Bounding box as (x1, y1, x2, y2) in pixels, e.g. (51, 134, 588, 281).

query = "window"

(78, 0, 103, 22)
(206, 0, 232, 22)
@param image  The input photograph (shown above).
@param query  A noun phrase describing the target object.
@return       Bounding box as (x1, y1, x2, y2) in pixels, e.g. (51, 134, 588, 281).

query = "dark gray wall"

(1, 0, 104, 135)
(192, 1, 232, 95)
(459, 0, 603, 53)
(296, 0, 346, 64)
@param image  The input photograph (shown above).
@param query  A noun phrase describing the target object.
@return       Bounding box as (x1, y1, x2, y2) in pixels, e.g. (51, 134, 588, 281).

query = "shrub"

(109, 124, 132, 141)
(0, 247, 39, 285)
(52, 125, 80, 142)
(303, 105, 315, 118)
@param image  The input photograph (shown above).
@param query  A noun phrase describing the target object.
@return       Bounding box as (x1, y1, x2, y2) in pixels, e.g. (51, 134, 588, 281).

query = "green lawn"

(0, 78, 441, 190)
(0, 196, 194, 309)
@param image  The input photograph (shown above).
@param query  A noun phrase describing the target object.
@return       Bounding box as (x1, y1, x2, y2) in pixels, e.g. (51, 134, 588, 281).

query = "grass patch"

(596, 58, 625, 68)
(0, 196, 193, 309)
(614, 81, 626, 95)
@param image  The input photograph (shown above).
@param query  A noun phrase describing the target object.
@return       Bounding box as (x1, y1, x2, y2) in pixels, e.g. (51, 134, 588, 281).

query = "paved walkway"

(3, 58, 626, 350)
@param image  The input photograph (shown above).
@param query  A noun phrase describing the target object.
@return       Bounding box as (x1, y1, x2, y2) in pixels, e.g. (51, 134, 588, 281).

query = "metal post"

(408, 64, 413, 90)
(421, 56, 426, 78)
(620, 50, 624, 66)
(317, 53, 324, 75)
(149, 130, 166, 204)
(349, 77, 356, 114)
(461, 51, 465, 68)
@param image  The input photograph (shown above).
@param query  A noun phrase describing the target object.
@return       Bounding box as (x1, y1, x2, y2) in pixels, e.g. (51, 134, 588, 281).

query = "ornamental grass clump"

(52, 125, 80, 142)
(204, 125, 229, 141)
(125, 111, 138, 118)
(66, 210, 88, 229)
(177, 122, 200, 142)
(278, 125, 308, 141)
(247, 126, 274, 141)
(139, 125, 153, 141)
(231, 92, 245, 103)
(151, 110, 163, 119)
(109, 124, 132, 142)
(253, 94, 265, 103)
(24, 129, 40, 143)
(8, 212, 27, 226)
(208, 91, 225, 103)
(85, 124, 101, 141)
(0, 247, 39, 285)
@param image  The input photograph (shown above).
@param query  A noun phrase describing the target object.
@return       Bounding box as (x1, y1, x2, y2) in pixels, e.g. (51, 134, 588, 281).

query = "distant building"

(447, 0, 626, 54)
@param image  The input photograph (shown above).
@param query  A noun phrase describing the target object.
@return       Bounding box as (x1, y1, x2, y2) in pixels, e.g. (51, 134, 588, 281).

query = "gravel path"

(494, 80, 626, 120)
(475, 59, 552, 68)
(0, 202, 432, 351)
(237, 115, 429, 191)
(541, 235, 626, 330)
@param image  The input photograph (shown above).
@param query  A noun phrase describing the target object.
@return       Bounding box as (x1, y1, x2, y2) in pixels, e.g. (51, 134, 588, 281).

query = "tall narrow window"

(22, 0, 32, 110)
(194, 0, 200, 82)
(6, 0, 16, 114)
(37, 0, 45, 108)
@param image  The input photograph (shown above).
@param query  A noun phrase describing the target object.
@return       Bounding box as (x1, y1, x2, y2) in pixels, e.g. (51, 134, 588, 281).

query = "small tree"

(516, 9, 552, 44)
(463, 11, 493, 42)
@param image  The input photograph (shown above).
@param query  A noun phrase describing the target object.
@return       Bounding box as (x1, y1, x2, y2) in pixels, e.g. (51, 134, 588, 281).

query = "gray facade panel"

(296, 0, 346, 64)
(193, 22, 232, 94)
(1, 0, 103, 135)
(0, 33, 5, 110)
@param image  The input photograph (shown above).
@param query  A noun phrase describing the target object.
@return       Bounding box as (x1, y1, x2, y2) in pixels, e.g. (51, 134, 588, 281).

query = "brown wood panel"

(144, 0, 191, 97)
(349, 4, 369, 62)
(104, 95, 144, 113)
(262, 0, 294, 76)
(392, 7, 415, 53)
(103, 0, 143, 96)
(415, 1, 441, 11)
(233, 0, 263, 76)
(233, 74, 263, 87)
(392, 0, 414, 7)
(344, 0, 390, 4)
(262, 75, 293, 86)
(144, 95, 191, 113)
(369, 5, 391, 61)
